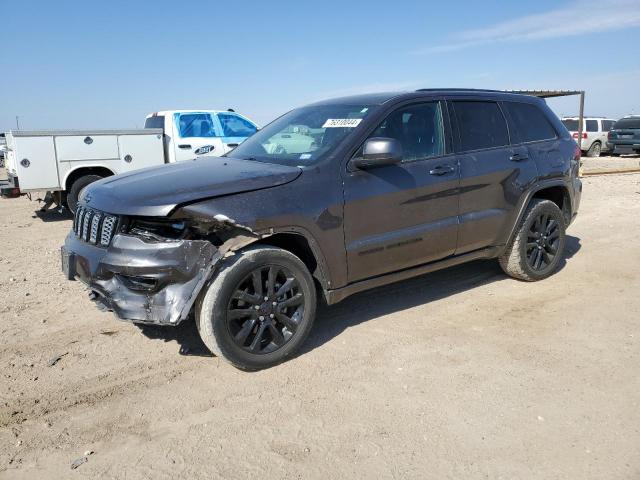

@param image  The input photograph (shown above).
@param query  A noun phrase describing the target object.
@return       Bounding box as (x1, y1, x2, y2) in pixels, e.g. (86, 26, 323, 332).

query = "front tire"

(196, 245, 316, 370)
(67, 174, 103, 213)
(499, 199, 566, 281)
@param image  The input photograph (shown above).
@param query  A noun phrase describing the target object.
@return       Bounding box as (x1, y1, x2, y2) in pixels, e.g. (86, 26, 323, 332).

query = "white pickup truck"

(1, 109, 258, 212)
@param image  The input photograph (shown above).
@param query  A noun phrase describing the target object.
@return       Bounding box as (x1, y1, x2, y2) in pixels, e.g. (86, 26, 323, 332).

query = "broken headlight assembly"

(126, 217, 193, 242)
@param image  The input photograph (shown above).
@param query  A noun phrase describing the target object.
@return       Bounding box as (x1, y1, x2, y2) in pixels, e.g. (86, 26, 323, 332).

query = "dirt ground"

(1, 170, 639, 479)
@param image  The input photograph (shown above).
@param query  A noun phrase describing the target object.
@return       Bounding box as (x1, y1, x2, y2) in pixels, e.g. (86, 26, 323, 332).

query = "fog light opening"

(117, 275, 158, 292)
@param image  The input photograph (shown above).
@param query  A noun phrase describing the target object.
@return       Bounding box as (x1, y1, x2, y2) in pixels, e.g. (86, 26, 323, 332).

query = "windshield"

(561, 119, 579, 131)
(226, 104, 376, 165)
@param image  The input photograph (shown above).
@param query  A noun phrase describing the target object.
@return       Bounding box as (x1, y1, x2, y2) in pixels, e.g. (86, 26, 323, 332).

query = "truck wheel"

(67, 175, 103, 213)
(499, 199, 566, 282)
(586, 141, 601, 157)
(196, 245, 317, 370)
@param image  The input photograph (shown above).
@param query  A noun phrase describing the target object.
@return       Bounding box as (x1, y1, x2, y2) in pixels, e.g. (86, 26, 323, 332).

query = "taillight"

(572, 132, 588, 139)
(608, 131, 613, 139)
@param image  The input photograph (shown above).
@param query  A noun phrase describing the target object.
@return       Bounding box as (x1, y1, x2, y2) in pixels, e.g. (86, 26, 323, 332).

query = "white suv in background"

(561, 117, 616, 157)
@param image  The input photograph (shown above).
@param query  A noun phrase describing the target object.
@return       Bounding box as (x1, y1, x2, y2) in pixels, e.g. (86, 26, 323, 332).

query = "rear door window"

(452, 101, 509, 151)
(586, 120, 598, 132)
(503, 102, 557, 143)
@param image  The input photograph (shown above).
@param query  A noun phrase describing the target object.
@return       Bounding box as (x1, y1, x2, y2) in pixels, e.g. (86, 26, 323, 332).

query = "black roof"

(308, 89, 543, 106)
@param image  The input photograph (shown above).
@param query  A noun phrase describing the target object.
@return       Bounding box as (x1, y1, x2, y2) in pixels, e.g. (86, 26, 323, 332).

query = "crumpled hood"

(79, 157, 302, 216)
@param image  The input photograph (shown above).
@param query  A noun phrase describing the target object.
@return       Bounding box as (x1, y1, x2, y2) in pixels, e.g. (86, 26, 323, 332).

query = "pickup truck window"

(227, 104, 376, 166)
(176, 113, 218, 138)
(144, 115, 164, 129)
(217, 113, 257, 137)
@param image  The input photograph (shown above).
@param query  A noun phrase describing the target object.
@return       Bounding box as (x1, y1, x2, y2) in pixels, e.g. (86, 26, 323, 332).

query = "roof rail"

(415, 88, 504, 93)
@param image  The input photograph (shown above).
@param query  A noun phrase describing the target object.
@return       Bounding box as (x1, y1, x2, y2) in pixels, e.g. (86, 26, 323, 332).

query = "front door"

(343, 101, 460, 283)
(172, 112, 225, 161)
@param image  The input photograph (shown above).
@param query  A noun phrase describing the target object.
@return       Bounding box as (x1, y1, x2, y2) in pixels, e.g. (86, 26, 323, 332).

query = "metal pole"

(577, 91, 585, 151)
(15, 116, 20, 130)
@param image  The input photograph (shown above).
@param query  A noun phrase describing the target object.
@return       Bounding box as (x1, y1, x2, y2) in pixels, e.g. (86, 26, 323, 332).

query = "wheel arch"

(251, 229, 331, 291)
(504, 181, 572, 248)
(63, 165, 115, 191)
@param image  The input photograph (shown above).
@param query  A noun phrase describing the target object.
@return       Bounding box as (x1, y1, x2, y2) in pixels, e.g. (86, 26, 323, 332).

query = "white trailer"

(2, 129, 163, 212)
(1, 109, 258, 213)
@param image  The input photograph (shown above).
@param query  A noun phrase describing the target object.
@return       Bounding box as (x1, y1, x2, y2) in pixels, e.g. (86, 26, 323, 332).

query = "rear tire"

(196, 245, 317, 370)
(66, 174, 103, 213)
(586, 141, 601, 157)
(499, 199, 566, 281)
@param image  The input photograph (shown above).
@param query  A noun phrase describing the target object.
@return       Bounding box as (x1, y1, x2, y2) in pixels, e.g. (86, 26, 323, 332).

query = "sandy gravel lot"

(1, 171, 639, 479)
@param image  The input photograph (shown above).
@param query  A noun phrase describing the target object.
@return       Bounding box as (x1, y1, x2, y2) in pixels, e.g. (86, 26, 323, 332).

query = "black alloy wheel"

(526, 213, 561, 271)
(226, 265, 305, 354)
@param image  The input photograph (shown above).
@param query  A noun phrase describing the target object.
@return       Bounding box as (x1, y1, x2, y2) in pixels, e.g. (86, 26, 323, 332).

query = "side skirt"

(324, 246, 501, 305)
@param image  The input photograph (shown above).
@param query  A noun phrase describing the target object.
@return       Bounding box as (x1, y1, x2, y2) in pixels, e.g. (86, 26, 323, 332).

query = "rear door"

(172, 112, 225, 161)
(214, 112, 258, 154)
(343, 100, 460, 282)
(449, 99, 537, 254)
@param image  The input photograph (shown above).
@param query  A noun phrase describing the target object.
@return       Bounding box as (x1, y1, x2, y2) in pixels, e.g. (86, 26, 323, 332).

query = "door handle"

(178, 144, 192, 149)
(429, 165, 455, 176)
(510, 153, 528, 162)
(226, 143, 239, 148)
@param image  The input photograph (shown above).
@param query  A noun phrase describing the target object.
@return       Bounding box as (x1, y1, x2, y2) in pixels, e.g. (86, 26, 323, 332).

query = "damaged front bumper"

(62, 232, 222, 325)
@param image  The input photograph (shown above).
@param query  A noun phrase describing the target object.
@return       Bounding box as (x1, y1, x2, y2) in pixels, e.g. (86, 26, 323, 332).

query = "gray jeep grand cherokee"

(62, 89, 582, 370)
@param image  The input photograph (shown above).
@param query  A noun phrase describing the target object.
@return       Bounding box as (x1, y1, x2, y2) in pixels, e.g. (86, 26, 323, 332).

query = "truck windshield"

(226, 104, 376, 165)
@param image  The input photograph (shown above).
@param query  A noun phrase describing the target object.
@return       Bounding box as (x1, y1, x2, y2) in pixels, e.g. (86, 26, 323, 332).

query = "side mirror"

(351, 137, 402, 169)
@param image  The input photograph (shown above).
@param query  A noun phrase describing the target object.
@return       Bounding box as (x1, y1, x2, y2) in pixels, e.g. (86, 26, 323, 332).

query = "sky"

(1, 0, 639, 131)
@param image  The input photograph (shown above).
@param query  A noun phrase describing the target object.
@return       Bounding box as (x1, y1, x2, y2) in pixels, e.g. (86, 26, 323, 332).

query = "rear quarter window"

(586, 120, 598, 132)
(601, 120, 615, 131)
(504, 102, 557, 143)
(144, 116, 164, 129)
(452, 101, 509, 151)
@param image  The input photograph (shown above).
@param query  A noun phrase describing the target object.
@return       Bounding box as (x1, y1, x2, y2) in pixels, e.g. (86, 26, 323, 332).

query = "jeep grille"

(73, 206, 119, 246)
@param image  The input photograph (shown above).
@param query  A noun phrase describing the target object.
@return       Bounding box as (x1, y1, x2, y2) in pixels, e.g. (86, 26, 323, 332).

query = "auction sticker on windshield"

(322, 118, 362, 128)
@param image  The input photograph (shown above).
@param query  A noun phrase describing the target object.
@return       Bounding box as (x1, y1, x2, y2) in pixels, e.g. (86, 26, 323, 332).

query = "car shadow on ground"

(137, 235, 581, 360)
(32, 208, 73, 222)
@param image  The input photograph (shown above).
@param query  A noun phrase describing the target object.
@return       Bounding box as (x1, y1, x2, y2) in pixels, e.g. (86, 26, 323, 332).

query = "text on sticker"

(322, 118, 363, 128)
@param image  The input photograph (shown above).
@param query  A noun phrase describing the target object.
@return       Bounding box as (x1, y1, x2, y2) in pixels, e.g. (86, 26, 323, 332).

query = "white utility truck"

(1, 109, 258, 212)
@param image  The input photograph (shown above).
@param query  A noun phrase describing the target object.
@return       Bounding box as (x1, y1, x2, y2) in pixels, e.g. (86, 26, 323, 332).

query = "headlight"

(127, 218, 191, 241)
